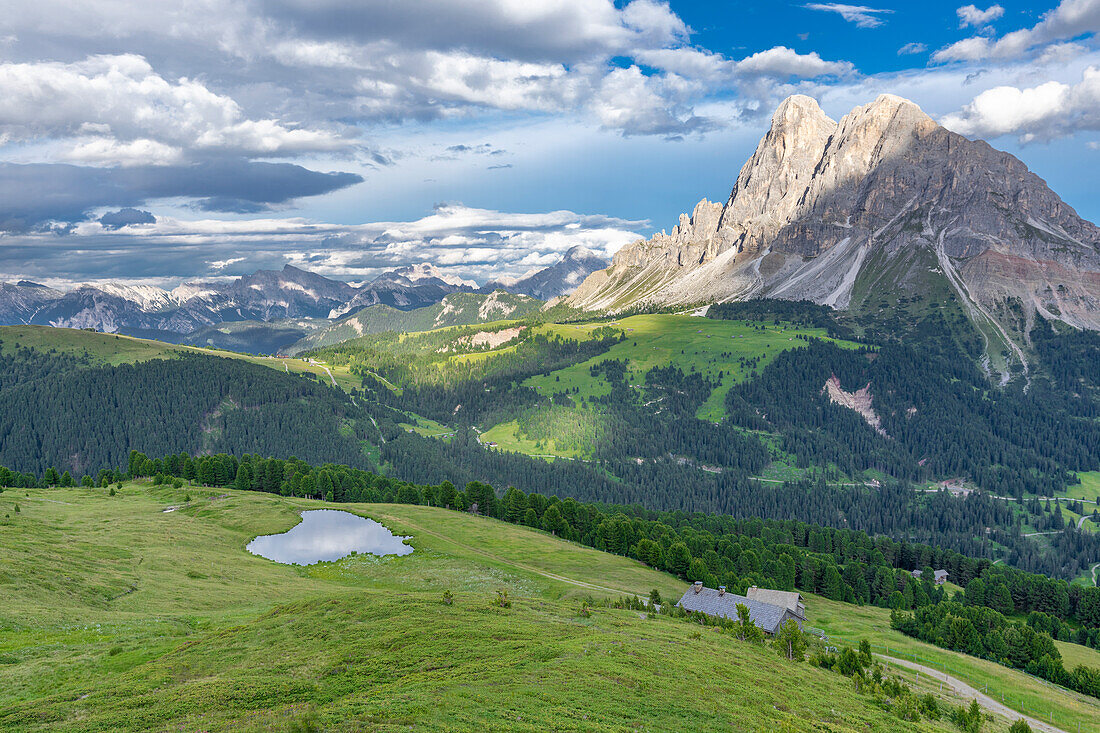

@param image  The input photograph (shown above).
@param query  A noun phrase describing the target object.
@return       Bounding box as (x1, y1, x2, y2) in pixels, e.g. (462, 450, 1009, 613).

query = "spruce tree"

(774, 619, 806, 661)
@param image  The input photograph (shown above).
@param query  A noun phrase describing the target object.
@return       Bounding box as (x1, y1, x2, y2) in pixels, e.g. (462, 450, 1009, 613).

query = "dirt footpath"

(879, 655, 1065, 733)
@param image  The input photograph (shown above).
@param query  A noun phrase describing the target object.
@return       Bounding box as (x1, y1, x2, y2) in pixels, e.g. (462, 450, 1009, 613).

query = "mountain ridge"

(0, 249, 593, 342)
(483, 245, 608, 300)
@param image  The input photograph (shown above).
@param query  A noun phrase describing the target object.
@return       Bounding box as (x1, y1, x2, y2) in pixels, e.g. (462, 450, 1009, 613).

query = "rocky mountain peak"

(376, 262, 477, 289)
(716, 94, 837, 257)
(769, 94, 833, 132)
(482, 246, 609, 300)
(568, 92, 1100, 365)
(563, 245, 597, 261)
(811, 94, 938, 193)
(835, 94, 936, 152)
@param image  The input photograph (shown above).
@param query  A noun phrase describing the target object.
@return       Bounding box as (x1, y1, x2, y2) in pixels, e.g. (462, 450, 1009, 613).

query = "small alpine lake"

(246, 509, 413, 565)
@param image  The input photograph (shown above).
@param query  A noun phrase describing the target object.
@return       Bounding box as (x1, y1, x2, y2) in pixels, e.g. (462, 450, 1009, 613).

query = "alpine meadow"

(4, 1, 1100, 732)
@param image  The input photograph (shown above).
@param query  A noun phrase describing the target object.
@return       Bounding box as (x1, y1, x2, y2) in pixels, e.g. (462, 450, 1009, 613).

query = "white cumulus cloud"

(0, 54, 351, 163)
(590, 66, 710, 137)
(941, 66, 1100, 141)
(735, 46, 853, 77)
(957, 4, 1004, 29)
(63, 137, 184, 167)
(935, 0, 1100, 62)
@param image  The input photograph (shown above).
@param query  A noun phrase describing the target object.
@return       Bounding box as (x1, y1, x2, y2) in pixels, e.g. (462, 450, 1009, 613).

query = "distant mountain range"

(482, 246, 608, 300)
(0, 265, 360, 336)
(568, 93, 1100, 381)
(0, 248, 607, 352)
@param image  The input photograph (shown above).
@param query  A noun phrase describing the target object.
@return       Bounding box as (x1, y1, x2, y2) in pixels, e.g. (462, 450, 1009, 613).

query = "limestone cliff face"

(567, 93, 1100, 338)
(719, 94, 838, 259)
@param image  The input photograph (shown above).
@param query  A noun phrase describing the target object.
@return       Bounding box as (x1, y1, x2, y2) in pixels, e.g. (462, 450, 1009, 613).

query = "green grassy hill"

(0, 484, 980, 732)
(0, 325, 360, 391)
(474, 313, 861, 461)
(529, 313, 859, 423)
(287, 291, 543, 355)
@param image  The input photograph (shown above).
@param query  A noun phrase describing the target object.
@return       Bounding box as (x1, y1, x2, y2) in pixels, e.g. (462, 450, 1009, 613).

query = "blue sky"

(1, 0, 1099, 287)
(684, 2, 1043, 74)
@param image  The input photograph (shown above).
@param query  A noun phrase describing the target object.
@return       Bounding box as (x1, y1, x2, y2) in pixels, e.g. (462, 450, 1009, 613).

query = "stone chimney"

(693, 581, 703, 594)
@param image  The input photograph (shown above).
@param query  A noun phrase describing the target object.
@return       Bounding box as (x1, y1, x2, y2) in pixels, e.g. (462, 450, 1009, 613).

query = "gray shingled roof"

(745, 587, 804, 616)
(676, 587, 797, 634)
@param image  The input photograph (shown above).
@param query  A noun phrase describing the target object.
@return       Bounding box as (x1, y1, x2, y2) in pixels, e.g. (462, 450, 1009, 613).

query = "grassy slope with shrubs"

(1, 483, 973, 733)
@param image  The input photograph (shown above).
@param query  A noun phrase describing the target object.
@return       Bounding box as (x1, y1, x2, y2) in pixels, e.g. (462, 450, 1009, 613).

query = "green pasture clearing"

(752, 461, 857, 485)
(1060, 471, 1100, 501)
(251, 355, 358, 391)
(0, 484, 965, 732)
(479, 419, 586, 461)
(1072, 566, 1098, 588)
(1059, 634, 1100, 670)
(527, 314, 859, 422)
(756, 461, 810, 483)
(398, 412, 454, 439)
(448, 340, 522, 364)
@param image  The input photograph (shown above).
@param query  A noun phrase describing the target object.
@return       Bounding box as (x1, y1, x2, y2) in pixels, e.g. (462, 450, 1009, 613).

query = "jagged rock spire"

(719, 95, 837, 257)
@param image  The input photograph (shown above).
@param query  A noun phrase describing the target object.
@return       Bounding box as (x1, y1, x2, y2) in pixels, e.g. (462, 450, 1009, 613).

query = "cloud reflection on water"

(246, 509, 412, 565)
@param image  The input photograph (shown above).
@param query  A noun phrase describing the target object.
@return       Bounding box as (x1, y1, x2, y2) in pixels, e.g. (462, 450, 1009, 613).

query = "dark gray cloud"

(0, 160, 363, 231)
(257, 0, 679, 64)
(445, 144, 507, 155)
(194, 198, 273, 214)
(99, 208, 155, 229)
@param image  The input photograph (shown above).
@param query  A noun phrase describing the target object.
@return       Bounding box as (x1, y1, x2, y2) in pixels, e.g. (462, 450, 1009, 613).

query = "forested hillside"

(710, 301, 1100, 492)
(724, 339, 1099, 496)
(0, 336, 377, 474)
(5, 316, 1100, 582)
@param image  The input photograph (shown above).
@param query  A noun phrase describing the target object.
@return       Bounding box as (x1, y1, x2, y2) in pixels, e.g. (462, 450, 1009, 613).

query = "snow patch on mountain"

(385, 263, 477, 289)
(88, 283, 177, 311)
(484, 246, 608, 299)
